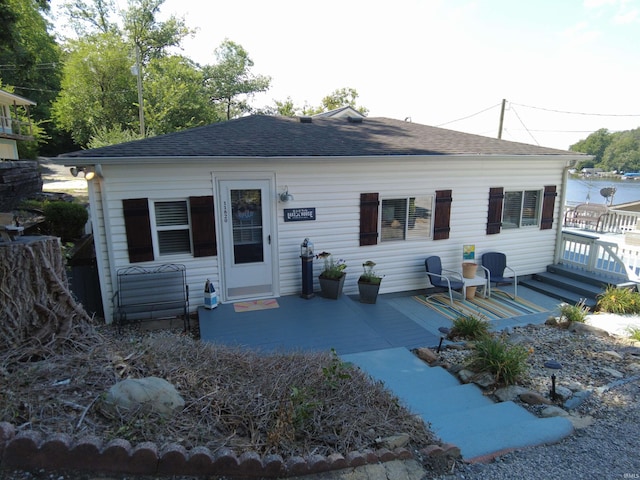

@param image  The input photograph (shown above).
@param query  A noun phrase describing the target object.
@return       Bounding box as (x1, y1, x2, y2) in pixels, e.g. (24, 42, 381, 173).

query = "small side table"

(462, 275, 487, 300)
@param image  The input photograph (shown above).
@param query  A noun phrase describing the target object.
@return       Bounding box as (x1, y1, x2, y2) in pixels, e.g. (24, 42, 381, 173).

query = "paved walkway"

(198, 286, 573, 462)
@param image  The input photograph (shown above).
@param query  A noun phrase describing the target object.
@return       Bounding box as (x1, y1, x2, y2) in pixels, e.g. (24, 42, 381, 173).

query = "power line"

(510, 104, 539, 145)
(511, 102, 640, 117)
(435, 102, 501, 127)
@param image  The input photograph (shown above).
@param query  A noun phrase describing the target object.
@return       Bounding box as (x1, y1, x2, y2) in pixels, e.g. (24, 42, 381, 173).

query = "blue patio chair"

(481, 252, 518, 298)
(425, 256, 465, 306)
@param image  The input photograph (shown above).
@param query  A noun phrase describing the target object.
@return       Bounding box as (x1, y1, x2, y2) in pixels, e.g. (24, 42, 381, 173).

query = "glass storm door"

(219, 179, 274, 300)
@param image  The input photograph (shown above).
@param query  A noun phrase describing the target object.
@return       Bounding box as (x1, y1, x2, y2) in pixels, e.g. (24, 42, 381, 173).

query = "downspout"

(553, 162, 572, 264)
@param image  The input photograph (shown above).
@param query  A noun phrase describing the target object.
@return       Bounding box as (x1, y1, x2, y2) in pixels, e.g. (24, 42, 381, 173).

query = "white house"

(0, 89, 36, 160)
(58, 115, 586, 322)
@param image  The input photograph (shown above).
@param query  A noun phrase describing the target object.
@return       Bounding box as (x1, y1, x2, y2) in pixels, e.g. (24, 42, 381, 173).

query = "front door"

(218, 179, 275, 301)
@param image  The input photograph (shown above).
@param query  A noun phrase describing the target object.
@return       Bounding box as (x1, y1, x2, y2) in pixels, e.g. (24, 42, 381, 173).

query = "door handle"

(268, 234, 271, 244)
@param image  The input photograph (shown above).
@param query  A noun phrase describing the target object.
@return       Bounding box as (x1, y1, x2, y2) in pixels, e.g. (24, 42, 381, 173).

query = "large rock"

(104, 377, 185, 416)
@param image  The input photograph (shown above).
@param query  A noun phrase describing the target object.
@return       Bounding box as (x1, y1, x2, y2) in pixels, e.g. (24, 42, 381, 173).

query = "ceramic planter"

(358, 281, 381, 304)
(318, 274, 346, 299)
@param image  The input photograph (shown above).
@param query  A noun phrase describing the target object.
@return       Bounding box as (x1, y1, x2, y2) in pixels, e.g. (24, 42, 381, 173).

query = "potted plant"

(358, 260, 383, 304)
(317, 252, 347, 299)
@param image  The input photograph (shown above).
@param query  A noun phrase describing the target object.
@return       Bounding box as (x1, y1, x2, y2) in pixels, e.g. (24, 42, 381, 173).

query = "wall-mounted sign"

(284, 208, 316, 222)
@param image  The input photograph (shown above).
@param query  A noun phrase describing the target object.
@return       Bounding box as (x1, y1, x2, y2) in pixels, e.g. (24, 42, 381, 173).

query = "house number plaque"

(284, 208, 316, 222)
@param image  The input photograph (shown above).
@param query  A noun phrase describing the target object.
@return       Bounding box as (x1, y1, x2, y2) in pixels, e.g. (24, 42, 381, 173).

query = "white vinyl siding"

(89, 155, 572, 323)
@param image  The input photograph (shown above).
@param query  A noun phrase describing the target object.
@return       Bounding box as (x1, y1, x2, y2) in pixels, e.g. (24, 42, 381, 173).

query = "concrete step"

(407, 383, 494, 418)
(454, 416, 574, 460)
(519, 277, 598, 308)
(342, 347, 574, 461)
(429, 400, 536, 438)
(533, 271, 605, 298)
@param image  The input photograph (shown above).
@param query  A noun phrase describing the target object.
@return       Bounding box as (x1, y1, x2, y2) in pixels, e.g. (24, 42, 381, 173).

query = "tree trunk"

(0, 236, 92, 354)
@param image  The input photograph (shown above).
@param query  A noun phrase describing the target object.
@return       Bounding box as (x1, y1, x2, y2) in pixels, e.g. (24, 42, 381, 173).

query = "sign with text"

(284, 208, 316, 222)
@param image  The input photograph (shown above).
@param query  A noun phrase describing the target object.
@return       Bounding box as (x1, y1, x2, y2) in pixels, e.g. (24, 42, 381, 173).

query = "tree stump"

(0, 236, 92, 354)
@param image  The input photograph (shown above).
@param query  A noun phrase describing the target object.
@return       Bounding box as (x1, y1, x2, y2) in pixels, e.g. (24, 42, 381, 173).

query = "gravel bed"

(433, 319, 640, 480)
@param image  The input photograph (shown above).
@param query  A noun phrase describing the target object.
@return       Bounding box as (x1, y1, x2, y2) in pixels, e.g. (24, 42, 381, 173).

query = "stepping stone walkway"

(342, 347, 574, 461)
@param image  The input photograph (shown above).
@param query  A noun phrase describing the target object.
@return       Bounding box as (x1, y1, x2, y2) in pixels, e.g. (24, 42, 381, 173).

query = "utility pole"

(497, 98, 506, 139)
(134, 44, 145, 137)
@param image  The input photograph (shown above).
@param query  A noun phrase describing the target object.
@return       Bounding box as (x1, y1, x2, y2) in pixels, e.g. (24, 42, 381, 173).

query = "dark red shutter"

(486, 187, 504, 235)
(360, 193, 379, 246)
(122, 198, 154, 263)
(540, 185, 557, 230)
(433, 190, 452, 240)
(190, 195, 217, 257)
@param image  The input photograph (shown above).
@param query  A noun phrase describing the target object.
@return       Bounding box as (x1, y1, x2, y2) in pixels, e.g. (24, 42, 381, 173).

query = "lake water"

(566, 176, 640, 205)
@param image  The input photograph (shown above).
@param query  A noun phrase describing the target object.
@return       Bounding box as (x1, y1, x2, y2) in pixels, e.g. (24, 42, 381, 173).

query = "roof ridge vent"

(299, 116, 312, 124)
(347, 116, 363, 123)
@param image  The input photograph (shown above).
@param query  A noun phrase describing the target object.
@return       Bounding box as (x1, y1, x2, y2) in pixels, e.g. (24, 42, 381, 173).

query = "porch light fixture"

(71, 165, 102, 180)
(279, 186, 294, 203)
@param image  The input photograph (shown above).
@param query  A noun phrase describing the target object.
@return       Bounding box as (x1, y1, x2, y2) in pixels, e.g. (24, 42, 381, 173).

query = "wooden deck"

(198, 287, 560, 355)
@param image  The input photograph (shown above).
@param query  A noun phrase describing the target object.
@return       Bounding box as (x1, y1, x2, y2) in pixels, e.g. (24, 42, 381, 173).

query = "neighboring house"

(58, 115, 586, 322)
(0, 89, 40, 211)
(0, 89, 36, 160)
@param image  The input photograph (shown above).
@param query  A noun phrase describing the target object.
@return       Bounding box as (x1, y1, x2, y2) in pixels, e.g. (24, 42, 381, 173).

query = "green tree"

(303, 87, 369, 116)
(144, 55, 218, 134)
(122, 0, 194, 63)
(52, 32, 138, 146)
(203, 39, 271, 120)
(570, 128, 612, 165)
(0, 0, 64, 156)
(61, 0, 118, 35)
(601, 129, 640, 173)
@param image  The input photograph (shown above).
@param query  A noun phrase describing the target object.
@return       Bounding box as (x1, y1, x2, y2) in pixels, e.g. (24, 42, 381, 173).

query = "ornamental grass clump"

(558, 299, 590, 323)
(449, 314, 490, 340)
(467, 335, 530, 385)
(596, 285, 640, 314)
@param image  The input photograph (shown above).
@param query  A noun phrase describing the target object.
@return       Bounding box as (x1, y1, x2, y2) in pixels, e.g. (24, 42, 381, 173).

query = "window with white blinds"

(153, 200, 191, 255)
(502, 190, 541, 229)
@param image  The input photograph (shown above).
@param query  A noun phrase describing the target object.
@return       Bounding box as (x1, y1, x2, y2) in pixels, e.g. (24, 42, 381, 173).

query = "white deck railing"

(559, 230, 640, 283)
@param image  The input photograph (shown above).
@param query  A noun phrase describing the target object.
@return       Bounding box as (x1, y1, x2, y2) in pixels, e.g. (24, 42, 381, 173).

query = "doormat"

(233, 299, 279, 313)
(413, 290, 547, 322)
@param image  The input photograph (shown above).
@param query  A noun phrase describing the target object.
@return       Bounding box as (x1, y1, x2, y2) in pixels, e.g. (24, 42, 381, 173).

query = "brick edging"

(1, 422, 449, 477)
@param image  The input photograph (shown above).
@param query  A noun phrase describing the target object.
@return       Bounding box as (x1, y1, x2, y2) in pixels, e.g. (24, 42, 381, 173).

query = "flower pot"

(462, 262, 478, 279)
(465, 286, 477, 300)
(358, 281, 381, 304)
(319, 274, 346, 299)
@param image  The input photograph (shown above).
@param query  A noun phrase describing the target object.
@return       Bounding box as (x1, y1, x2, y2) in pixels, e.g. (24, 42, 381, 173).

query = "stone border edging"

(0, 422, 459, 477)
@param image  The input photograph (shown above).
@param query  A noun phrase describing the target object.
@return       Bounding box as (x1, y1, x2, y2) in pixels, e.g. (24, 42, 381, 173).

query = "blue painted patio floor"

(198, 286, 573, 461)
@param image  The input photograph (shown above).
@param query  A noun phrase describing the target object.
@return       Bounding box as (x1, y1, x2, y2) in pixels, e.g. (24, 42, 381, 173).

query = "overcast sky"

(50, 0, 640, 150)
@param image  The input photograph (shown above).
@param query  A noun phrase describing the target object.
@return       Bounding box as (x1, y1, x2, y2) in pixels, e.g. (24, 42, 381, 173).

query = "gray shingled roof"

(60, 115, 577, 159)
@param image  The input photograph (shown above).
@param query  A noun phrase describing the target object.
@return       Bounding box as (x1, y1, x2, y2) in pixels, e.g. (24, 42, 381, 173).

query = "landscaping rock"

(457, 369, 476, 383)
(415, 348, 438, 364)
(555, 385, 573, 401)
(104, 377, 185, 416)
(519, 392, 553, 405)
(568, 322, 610, 337)
(379, 434, 410, 450)
(494, 385, 529, 402)
(567, 414, 595, 429)
(541, 405, 569, 418)
(603, 350, 623, 360)
(564, 390, 592, 410)
(601, 367, 624, 378)
(472, 371, 496, 388)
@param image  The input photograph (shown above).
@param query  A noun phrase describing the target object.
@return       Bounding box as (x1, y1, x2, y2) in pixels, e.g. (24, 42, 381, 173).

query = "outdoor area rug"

(233, 299, 279, 313)
(413, 290, 548, 321)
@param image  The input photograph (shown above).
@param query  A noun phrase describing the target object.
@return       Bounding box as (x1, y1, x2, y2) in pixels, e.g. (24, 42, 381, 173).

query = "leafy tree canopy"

(571, 127, 640, 173)
(302, 87, 369, 116)
(0, 0, 64, 155)
(203, 39, 271, 120)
